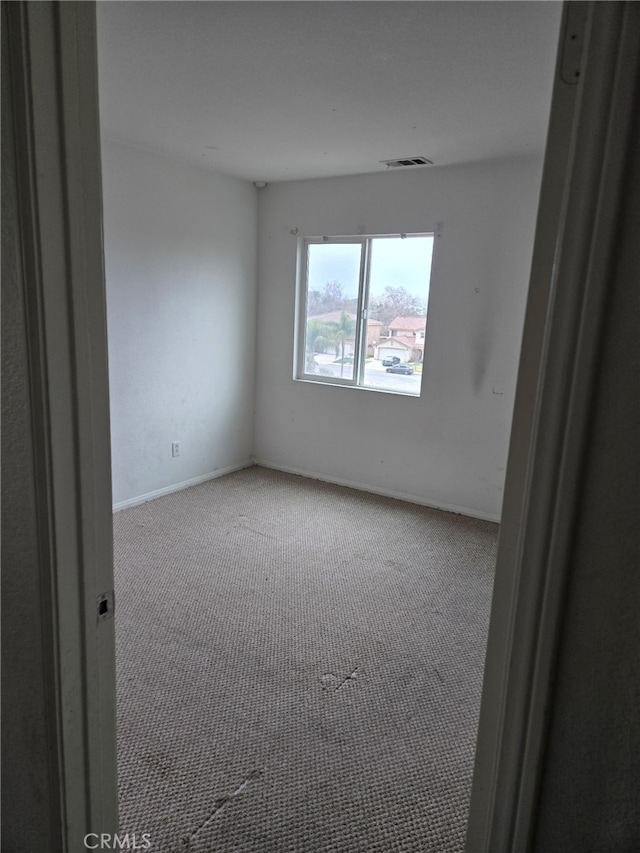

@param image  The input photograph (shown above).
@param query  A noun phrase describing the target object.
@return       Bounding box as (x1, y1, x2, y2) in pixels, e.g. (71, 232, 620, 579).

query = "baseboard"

(113, 457, 501, 522)
(112, 460, 255, 512)
(253, 458, 501, 523)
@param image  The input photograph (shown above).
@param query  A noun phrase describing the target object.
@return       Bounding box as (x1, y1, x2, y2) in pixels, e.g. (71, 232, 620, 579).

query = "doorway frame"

(6, 1, 639, 849)
(466, 2, 640, 849)
(4, 2, 118, 848)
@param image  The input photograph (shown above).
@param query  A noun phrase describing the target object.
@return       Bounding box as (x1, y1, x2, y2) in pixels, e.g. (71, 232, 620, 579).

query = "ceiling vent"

(381, 156, 433, 168)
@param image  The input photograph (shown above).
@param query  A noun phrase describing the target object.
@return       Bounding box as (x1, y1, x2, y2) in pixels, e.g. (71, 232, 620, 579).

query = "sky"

(307, 235, 434, 301)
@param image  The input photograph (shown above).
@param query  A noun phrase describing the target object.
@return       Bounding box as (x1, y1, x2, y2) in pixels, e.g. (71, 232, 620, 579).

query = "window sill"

(294, 376, 422, 398)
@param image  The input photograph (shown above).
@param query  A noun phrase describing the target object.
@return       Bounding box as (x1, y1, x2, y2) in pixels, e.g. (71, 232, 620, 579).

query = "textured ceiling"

(96, 1, 562, 182)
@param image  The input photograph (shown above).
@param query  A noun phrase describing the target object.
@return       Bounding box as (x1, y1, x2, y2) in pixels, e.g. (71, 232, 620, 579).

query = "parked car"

(386, 363, 414, 375)
(382, 356, 401, 366)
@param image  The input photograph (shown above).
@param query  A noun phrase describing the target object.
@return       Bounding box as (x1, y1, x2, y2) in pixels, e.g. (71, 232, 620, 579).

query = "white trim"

(466, 6, 583, 847)
(18, 2, 636, 849)
(296, 233, 435, 391)
(466, 3, 640, 850)
(6, 2, 119, 843)
(254, 459, 500, 523)
(112, 460, 255, 512)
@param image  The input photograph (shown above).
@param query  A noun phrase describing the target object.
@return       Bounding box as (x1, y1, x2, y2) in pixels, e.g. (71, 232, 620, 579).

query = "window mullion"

(352, 241, 365, 386)
(298, 239, 311, 379)
(355, 239, 372, 386)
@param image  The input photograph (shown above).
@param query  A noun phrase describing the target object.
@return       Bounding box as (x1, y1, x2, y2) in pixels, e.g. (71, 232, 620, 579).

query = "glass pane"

(362, 236, 434, 395)
(303, 243, 362, 382)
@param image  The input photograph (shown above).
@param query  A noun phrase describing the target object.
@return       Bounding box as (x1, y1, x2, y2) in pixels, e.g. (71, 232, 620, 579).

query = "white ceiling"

(96, 1, 562, 183)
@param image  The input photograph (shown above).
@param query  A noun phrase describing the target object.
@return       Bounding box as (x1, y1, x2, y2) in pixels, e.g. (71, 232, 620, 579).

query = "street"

(310, 356, 422, 395)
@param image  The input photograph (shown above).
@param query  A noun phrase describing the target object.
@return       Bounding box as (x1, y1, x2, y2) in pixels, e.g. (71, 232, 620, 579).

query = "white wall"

(254, 159, 543, 520)
(102, 140, 257, 506)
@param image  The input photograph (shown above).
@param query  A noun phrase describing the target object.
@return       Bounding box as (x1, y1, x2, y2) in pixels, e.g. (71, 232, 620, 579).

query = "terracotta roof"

(309, 312, 383, 327)
(388, 316, 426, 331)
(396, 336, 424, 350)
(308, 311, 357, 324)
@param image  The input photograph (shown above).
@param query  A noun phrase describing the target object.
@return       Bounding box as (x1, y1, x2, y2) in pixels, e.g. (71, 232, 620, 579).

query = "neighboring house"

(376, 315, 426, 362)
(375, 336, 424, 363)
(388, 316, 426, 340)
(307, 311, 356, 358)
(309, 310, 356, 326)
(365, 319, 383, 344)
(365, 319, 383, 355)
(307, 312, 383, 357)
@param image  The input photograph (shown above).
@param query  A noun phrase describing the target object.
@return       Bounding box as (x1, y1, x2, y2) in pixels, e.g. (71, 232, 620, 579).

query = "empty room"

(96, 2, 561, 850)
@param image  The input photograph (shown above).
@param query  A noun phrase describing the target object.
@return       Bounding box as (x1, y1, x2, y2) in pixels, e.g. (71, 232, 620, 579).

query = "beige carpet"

(114, 466, 497, 852)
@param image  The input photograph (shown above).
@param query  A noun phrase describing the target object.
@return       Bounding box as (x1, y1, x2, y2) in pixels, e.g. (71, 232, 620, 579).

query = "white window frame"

(295, 232, 434, 395)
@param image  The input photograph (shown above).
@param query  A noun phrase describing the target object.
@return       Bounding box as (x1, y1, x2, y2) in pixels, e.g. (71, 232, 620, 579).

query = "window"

(296, 233, 435, 396)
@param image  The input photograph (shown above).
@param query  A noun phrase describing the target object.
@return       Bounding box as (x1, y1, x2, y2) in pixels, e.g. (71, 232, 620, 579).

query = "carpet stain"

(337, 666, 359, 691)
(235, 521, 279, 541)
(321, 666, 359, 692)
(178, 768, 264, 850)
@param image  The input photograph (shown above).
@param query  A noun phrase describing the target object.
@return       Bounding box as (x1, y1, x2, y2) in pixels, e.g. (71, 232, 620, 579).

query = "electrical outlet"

(171, 441, 180, 458)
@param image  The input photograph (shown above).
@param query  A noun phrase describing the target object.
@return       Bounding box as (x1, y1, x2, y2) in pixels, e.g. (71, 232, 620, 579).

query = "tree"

(332, 311, 356, 377)
(322, 280, 345, 311)
(368, 286, 426, 330)
(305, 313, 355, 375)
(307, 280, 357, 316)
(305, 319, 334, 372)
(307, 289, 323, 316)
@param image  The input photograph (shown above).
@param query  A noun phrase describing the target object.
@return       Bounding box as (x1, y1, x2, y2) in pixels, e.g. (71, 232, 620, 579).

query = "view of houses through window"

(299, 234, 434, 395)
